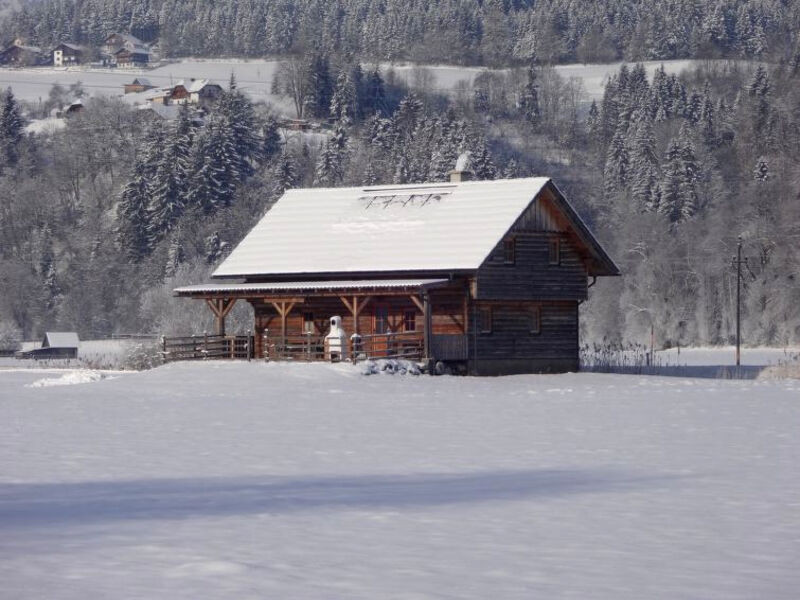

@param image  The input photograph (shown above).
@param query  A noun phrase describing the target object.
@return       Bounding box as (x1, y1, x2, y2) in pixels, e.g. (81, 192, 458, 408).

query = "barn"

(174, 172, 619, 374)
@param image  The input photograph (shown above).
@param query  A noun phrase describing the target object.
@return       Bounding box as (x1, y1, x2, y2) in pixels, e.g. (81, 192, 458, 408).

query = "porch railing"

(161, 332, 467, 364)
(161, 334, 253, 362)
(263, 331, 424, 362)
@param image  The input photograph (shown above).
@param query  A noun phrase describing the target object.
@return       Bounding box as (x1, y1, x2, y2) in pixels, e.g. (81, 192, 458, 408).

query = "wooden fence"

(161, 334, 253, 362)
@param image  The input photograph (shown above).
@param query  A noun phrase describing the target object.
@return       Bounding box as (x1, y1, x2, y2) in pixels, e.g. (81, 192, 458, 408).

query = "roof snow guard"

(174, 279, 450, 297)
(212, 177, 619, 279)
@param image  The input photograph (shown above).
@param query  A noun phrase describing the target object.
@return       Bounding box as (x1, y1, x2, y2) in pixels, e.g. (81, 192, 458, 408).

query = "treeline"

(3, 0, 800, 66)
(1, 56, 799, 348)
(582, 60, 800, 347)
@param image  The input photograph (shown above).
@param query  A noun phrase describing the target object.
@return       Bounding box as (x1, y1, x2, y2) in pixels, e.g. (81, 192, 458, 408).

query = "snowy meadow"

(1, 361, 798, 599)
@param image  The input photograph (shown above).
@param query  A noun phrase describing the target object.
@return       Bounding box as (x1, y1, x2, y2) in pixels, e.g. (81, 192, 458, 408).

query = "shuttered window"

(530, 306, 541, 335)
(477, 307, 492, 334)
(503, 238, 516, 264)
(548, 238, 560, 265)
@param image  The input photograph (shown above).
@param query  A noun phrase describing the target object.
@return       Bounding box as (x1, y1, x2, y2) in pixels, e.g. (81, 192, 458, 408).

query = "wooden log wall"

(469, 300, 579, 363)
(476, 232, 588, 301)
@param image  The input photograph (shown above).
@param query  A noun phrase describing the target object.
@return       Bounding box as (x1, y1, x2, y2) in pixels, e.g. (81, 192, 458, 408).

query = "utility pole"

(732, 236, 745, 367)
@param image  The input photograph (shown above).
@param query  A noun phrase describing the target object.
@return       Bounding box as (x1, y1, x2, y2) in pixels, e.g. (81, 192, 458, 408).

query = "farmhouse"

(0, 40, 47, 66)
(52, 43, 84, 66)
(115, 47, 149, 68)
(174, 172, 619, 374)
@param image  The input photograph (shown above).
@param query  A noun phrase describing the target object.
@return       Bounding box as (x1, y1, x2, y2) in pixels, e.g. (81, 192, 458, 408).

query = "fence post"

(203, 330, 208, 360)
(161, 335, 166, 361)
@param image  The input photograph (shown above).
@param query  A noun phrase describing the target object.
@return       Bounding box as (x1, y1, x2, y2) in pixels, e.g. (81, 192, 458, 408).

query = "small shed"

(20, 332, 79, 359)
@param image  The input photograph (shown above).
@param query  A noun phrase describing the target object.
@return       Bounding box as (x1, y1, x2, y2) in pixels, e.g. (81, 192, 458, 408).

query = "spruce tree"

(629, 116, 659, 212)
(0, 88, 25, 166)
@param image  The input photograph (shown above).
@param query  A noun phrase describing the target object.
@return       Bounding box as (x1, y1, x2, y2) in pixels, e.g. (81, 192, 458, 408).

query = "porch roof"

(174, 278, 450, 297)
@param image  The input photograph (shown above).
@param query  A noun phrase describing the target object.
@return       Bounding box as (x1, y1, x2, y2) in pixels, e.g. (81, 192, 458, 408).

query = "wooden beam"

(338, 295, 354, 315)
(205, 298, 222, 317)
(447, 312, 466, 334)
(220, 298, 237, 319)
(409, 295, 425, 313)
(262, 297, 305, 304)
(423, 293, 431, 361)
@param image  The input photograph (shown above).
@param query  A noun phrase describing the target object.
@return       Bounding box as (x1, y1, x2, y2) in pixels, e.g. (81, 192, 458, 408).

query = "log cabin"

(174, 171, 619, 374)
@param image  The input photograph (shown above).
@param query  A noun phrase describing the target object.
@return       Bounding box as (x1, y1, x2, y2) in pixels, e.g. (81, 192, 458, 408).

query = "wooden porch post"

(423, 292, 431, 361)
(338, 295, 372, 334)
(269, 301, 297, 350)
(206, 298, 237, 336)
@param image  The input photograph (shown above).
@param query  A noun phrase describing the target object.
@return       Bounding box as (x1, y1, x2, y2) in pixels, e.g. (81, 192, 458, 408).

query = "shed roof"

(213, 177, 619, 279)
(43, 332, 79, 348)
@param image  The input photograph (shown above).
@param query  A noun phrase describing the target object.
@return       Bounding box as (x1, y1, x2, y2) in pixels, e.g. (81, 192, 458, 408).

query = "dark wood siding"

(476, 232, 588, 301)
(467, 300, 579, 373)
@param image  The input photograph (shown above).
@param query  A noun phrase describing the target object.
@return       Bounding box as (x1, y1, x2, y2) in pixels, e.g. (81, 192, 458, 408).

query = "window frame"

(302, 311, 315, 334)
(403, 309, 417, 332)
(373, 304, 391, 335)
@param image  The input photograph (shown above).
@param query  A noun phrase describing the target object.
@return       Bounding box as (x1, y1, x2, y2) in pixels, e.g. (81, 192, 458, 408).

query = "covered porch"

(173, 279, 471, 363)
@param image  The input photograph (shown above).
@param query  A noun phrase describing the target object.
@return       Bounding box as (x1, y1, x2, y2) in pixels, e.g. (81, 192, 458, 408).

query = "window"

(403, 310, 416, 332)
(530, 306, 541, 335)
(303, 312, 315, 334)
(503, 238, 516, 264)
(374, 305, 390, 334)
(548, 238, 560, 265)
(477, 307, 492, 334)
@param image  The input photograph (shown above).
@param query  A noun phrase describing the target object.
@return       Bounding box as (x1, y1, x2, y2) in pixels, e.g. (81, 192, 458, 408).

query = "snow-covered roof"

(213, 177, 618, 279)
(175, 279, 449, 296)
(131, 77, 152, 86)
(137, 103, 180, 120)
(43, 332, 79, 348)
(187, 79, 219, 93)
(55, 43, 83, 52)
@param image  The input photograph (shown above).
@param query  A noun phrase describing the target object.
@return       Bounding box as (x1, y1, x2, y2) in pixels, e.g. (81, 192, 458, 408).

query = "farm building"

(124, 77, 155, 94)
(18, 332, 79, 359)
(114, 48, 149, 68)
(52, 43, 84, 66)
(0, 40, 47, 66)
(174, 172, 619, 374)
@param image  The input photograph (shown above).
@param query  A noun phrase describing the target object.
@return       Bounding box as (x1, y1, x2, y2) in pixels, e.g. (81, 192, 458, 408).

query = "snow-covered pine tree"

(629, 115, 659, 212)
(116, 122, 165, 261)
(677, 125, 700, 220)
(216, 75, 261, 177)
(314, 121, 350, 186)
(165, 232, 185, 277)
(330, 70, 356, 123)
(659, 138, 684, 223)
(0, 88, 25, 166)
(603, 124, 629, 200)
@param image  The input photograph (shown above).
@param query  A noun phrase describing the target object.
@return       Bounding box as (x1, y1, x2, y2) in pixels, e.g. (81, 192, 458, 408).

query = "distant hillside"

(1, 0, 798, 66)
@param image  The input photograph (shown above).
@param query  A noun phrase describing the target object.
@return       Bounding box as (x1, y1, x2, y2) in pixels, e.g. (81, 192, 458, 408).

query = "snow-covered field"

(1, 361, 798, 599)
(6, 57, 721, 115)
